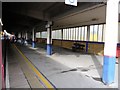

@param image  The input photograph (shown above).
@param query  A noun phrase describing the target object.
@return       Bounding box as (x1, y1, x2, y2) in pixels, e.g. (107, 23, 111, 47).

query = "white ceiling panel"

(53, 5, 106, 29)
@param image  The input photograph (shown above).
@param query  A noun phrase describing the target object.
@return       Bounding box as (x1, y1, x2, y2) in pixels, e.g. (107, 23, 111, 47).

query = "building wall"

(36, 38, 104, 55)
(53, 40, 61, 47)
(88, 43, 104, 55)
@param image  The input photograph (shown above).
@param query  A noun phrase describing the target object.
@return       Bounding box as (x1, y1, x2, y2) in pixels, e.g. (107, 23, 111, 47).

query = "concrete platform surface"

(7, 45, 30, 88)
(16, 43, 118, 88)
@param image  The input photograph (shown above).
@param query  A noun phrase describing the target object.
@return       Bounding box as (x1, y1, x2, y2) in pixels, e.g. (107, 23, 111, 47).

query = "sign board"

(65, 0, 77, 6)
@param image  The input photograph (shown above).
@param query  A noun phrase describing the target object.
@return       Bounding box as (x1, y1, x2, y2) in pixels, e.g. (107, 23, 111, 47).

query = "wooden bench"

(72, 43, 85, 52)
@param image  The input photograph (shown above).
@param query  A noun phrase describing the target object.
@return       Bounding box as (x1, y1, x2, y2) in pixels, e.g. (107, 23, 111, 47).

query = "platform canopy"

(2, 1, 120, 32)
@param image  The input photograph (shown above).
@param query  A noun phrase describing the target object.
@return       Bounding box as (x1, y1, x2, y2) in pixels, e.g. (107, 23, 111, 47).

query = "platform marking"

(14, 44, 54, 89)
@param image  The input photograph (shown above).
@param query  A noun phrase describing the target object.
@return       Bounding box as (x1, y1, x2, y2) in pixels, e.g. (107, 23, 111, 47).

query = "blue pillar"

(46, 21, 52, 55)
(32, 41, 35, 48)
(47, 44, 52, 55)
(102, 0, 118, 85)
(102, 56, 116, 84)
(32, 28, 35, 48)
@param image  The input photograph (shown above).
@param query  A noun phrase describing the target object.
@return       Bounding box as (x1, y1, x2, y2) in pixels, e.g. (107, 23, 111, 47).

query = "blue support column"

(32, 28, 35, 48)
(46, 21, 52, 55)
(102, 0, 119, 85)
(47, 44, 52, 55)
(32, 41, 35, 48)
(102, 56, 116, 84)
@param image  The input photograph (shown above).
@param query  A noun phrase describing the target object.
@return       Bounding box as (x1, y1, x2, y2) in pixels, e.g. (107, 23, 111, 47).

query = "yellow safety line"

(13, 44, 54, 89)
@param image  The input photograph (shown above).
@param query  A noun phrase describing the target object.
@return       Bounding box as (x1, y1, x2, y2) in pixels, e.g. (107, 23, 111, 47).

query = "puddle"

(61, 69, 77, 73)
(60, 67, 90, 73)
(81, 69, 89, 72)
(92, 77, 102, 82)
(77, 67, 89, 72)
(85, 75, 90, 77)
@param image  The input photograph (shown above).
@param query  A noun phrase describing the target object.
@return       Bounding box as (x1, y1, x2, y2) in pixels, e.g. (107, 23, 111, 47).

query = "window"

(81, 27, 84, 41)
(36, 32, 40, 38)
(76, 27, 79, 40)
(52, 30, 62, 39)
(90, 25, 94, 41)
(93, 25, 98, 41)
(56, 30, 62, 39)
(78, 27, 81, 40)
(71, 28, 74, 40)
(70, 28, 73, 40)
(66, 29, 69, 40)
(42, 24, 105, 42)
(84, 26, 87, 41)
(63, 29, 65, 39)
(68, 28, 71, 40)
(89, 24, 105, 42)
(98, 25, 103, 42)
(73, 28, 76, 40)
(52, 30, 56, 39)
(41, 31, 47, 38)
(103, 24, 106, 42)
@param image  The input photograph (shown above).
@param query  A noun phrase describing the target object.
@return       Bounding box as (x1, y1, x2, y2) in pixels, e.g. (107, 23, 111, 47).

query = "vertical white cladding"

(32, 28, 35, 41)
(118, 2, 120, 43)
(104, 0, 119, 56)
(87, 25, 90, 41)
(47, 27, 52, 44)
(26, 31, 28, 40)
